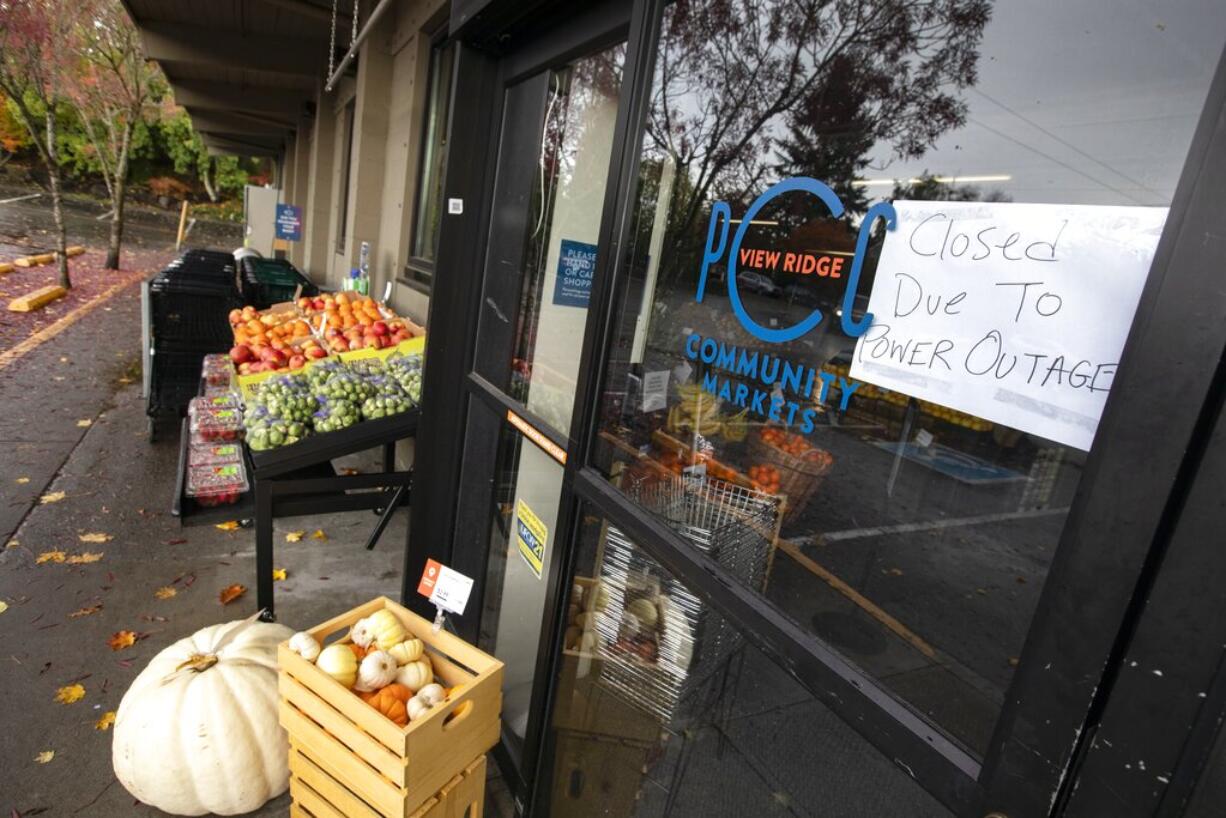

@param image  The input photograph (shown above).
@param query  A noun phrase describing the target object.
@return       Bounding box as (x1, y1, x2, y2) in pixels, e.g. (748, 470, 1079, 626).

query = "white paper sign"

(429, 565, 474, 615)
(850, 201, 1168, 451)
(642, 370, 670, 412)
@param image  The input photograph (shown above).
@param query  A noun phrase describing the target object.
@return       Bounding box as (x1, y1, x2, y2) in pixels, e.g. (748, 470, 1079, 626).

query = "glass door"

(450, 21, 628, 797)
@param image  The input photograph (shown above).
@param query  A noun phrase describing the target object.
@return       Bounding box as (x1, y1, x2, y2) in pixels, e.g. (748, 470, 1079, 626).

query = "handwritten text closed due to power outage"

(850, 201, 1168, 450)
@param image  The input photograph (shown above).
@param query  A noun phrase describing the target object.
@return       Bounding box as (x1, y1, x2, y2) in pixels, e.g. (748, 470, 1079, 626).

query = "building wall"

(283, 0, 445, 329)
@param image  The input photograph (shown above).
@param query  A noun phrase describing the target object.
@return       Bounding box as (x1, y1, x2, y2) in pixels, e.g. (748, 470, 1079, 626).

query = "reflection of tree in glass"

(892, 172, 1012, 203)
(647, 0, 991, 284)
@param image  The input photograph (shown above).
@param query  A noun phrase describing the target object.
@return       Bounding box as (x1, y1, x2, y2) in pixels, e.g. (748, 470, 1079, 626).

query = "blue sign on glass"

(275, 204, 302, 241)
(552, 239, 597, 308)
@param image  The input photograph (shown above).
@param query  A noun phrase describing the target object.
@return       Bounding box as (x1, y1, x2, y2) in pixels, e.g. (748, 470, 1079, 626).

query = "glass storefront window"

(541, 509, 953, 816)
(476, 46, 626, 435)
(409, 39, 457, 276)
(591, 0, 1226, 757)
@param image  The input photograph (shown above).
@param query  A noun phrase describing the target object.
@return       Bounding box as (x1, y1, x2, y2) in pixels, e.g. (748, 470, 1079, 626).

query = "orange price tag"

(417, 558, 443, 598)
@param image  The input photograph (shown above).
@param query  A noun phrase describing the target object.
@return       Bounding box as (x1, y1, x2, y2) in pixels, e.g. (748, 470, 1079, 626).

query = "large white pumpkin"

(112, 618, 293, 815)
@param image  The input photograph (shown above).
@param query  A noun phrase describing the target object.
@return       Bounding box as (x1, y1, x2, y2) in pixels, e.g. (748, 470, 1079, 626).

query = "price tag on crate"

(418, 559, 473, 632)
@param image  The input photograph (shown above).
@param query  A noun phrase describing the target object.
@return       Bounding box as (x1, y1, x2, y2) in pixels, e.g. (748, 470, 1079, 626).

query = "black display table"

(174, 410, 418, 619)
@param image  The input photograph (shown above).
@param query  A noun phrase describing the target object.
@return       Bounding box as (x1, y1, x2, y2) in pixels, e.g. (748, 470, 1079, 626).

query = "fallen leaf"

(215, 521, 240, 531)
(311, 529, 327, 540)
(15, 477, 29, 484)
(35, 550, 66, 564)
(94, 711, 116, 731)
(154, 586, 177, 600)
(68, 603, 102, 618)
(339, 467, 359, 476)
(219, 584, 246, 605)
(164, 537, 187, 545)
(78, 533, 111, 543)
(55, 684, 85, 704)
(39, 491, 65, 504)
(272, 568, 287, 581)
(285, 530, 305, 542)
(76, 419, 92, 428)
(35, 750, 55, 764)
(66, 551, 104, 565)
(886, 567, 904, 576)
(0, 600, 7, 614)
(108, 631, 137, 651)
(5, 539, 17, 549)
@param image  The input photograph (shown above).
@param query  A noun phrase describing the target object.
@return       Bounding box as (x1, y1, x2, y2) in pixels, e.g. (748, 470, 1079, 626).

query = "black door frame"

(411, 0, 1226, 812)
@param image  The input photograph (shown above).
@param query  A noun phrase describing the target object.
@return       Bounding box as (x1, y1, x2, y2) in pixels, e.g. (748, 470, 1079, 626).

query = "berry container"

(185, 461, 249, 507)
(201, 354, 235, 387)
(188, 440, 243, 466)
(188, 398, 244, 442)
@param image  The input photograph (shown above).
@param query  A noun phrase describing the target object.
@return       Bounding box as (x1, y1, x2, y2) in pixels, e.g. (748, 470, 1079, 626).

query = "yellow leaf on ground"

(78, 532, 111, 543)
(76, 419, 92, 427)
(39, 491, 66, 504)
(69, 603, 102, 618)
(154, 586, 177, 600)
(219, 583, 247, 605)
(108, 631, 137, 651)
(94, 711, 116, 731)
(311, 529, 328, 540)
(272, 568, 287, 581)
(285, 530, 305, 542)
(15, 477, 29, 484)
(215, 520, 240, 531)
(36, 550, 66, 564)
(0, 600, 7, 614)
(35, 750, 54, 764)
(55, 684, 85, 704)
(5, 539, 16, 549)
(66, 551, 104, 564)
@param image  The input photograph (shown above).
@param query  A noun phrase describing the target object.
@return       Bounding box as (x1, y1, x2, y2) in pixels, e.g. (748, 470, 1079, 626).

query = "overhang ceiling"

(121, 0, 352, 156)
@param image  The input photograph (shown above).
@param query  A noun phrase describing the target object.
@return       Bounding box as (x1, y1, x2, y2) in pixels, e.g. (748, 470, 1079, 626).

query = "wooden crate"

(279, 597, 503, 818)
(290, 747, 486, 818)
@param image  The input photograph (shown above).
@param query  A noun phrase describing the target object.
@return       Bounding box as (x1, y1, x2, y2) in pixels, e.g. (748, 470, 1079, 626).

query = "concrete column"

(303, 87, 337, 281)
(337, 11, 395, 293)
(289, 117, 312, 269)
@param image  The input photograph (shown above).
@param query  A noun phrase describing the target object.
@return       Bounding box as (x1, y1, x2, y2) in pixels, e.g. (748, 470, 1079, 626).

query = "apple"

(390, 331, 407, 344)
(306, 346, 327, 359)
(313, 298, 325, 310)
(297, 297, 311, 310)
(229, 344, 253, 364)
(371, 321, 388, 337)
(364, 337, 381, 349)
(289, 355, 307, 370)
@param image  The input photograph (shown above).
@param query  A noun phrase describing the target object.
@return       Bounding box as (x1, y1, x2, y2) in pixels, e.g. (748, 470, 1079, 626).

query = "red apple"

(364, 336, 381, 349)
(306, 346, 327, 359)
(289, 355, 307, 370)
(390, 331, 407, 344)
(297, 297, 311, 310)
(229, 344, 253, 364)
(313, 298, 325, 310)
(371, 321, 388, 337)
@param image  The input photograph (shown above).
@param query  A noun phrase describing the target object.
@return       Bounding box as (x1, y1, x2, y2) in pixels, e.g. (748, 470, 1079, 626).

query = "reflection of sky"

(864, 0, 1226, 206)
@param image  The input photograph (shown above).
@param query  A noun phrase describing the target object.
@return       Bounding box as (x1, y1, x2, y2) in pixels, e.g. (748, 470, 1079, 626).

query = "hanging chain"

(351, 0, 359, 46)
(327, 0, 338, 79)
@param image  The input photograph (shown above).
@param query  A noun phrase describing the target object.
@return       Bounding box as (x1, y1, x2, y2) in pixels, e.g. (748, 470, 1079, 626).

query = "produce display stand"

(171, 409, 418, 620)
(279, 597, 503, 818)
(249, 409, 419, 620)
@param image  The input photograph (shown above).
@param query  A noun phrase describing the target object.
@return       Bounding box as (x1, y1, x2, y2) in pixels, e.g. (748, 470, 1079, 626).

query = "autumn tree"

(0, 0, 76, 287)
(643, 0, 990, 286)
(160, 106, 250, 203)
(66, 0, 165, 269)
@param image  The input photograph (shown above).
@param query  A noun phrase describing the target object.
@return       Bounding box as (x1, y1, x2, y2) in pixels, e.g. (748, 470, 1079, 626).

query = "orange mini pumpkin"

(348, 643, 368, 661)
(366, 685, 410, 725)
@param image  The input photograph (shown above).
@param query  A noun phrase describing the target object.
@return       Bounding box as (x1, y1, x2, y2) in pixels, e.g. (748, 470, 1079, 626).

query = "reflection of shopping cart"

(593, 474, 781, 723)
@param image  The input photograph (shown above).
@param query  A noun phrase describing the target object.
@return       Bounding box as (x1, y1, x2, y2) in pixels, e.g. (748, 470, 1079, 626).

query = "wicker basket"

(747, 430, 833, 524)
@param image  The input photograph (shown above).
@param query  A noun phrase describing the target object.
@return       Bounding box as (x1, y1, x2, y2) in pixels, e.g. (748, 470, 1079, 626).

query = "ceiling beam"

(171, 80, 309, 120)
(201, 133, 284, 157)
(189, 110, 293, 137)
(140, 21, 325, 77)
(252, 0, 352, 27)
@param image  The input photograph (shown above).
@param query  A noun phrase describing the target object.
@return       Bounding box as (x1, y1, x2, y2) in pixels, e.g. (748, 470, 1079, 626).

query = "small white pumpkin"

(349, 617, 375, 648)
(406, 695, 430, 721)
(354, 650, 398, 692)
(112, 618, 293, 816)
(395, 658, 433, 692)
(575, 610, 601, 630)
(287, 631, 321, 662)
(416, 683, 446, 706)
(627, 597, 659, 629)
(366, 609, 407, 651)
(316, 644, 358, 688)
(387, 638, 424, 666)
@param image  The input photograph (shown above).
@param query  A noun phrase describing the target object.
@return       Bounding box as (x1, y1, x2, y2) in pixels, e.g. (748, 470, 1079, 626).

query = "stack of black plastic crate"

(146, 249, 244, 440)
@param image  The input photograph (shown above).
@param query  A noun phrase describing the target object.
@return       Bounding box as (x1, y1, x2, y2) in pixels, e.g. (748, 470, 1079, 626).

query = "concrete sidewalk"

(0, 284, 410, 816)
